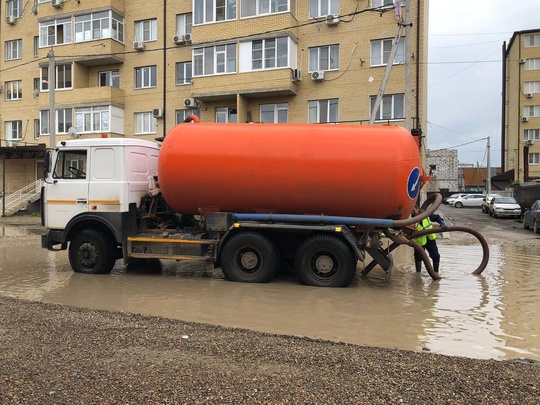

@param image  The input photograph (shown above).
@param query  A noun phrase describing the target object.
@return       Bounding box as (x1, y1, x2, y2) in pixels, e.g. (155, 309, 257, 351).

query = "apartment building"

(504, 29, 540, 182)
(1, 0, 429, 195)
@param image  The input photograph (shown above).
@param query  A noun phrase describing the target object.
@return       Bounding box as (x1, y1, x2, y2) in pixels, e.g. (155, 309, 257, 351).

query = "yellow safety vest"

(415, 217, 437, 246)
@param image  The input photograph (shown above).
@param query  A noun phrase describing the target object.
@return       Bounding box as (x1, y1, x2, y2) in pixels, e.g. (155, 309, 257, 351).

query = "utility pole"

(486, 137, 491, 195)
(405, 0, 412, 131)
(48, 50, 56, 148)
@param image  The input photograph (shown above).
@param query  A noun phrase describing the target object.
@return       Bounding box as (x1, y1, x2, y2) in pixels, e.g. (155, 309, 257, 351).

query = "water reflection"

(0, 227, 539, 361)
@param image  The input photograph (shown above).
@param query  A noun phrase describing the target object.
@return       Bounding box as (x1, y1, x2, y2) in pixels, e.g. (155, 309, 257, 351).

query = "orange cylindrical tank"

(158, 123, 422, 220)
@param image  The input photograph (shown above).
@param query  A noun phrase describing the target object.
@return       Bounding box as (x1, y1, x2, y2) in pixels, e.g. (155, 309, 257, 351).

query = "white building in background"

(426, 149, 459, 192)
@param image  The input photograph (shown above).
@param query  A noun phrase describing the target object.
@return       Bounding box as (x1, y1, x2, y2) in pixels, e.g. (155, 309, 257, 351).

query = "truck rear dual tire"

(220, 232, 278, 283)
(294, 234, 357, 287)
(68, 229, 117, 274)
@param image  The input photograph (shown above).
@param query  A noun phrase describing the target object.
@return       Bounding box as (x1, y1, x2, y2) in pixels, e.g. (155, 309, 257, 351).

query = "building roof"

(461, 167, 502, 186)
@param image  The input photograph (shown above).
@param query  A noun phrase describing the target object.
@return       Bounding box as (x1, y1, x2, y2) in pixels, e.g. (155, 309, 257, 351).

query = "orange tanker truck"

(41, 120, 471, 287)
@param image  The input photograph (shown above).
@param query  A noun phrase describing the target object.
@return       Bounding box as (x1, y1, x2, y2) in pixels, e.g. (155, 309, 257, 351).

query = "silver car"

(451, 194, 485, 208)
(489, 197, 522, 218)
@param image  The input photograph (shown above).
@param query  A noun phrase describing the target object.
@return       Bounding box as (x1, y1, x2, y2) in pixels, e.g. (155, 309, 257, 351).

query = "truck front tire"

(69, 229, 116, 274)
(294, 234, 356, 287)
(220, 232, 278, 283)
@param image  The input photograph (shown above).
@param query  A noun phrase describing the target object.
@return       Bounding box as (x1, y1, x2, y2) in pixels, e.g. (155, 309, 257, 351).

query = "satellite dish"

(68, 127, 79, 139)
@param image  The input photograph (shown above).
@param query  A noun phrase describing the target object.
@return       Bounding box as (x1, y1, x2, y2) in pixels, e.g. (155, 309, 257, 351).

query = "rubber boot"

(433, 261, 440, 273)
(415, 261, 422, 273)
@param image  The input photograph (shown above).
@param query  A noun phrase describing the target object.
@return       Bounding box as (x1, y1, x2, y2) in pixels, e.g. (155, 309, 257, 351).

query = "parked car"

(489, 197, 522, 218)
(481, 194, 501, 213)
(450, 194, 485, 208)
(523, 199, 540, 233)
(443, 193, 467, 205)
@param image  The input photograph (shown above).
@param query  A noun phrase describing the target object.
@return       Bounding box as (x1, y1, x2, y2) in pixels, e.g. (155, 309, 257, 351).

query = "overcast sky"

(427, 0, 538, 168)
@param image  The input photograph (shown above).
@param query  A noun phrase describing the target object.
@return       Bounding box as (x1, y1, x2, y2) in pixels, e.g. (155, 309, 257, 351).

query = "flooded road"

(1, 211, 539, 362)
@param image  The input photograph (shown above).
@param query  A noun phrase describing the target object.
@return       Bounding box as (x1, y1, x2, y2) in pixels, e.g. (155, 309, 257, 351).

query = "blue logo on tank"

(407, 167, 421, 200)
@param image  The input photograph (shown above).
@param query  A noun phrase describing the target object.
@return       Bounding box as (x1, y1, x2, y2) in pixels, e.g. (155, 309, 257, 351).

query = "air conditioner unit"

(522, 116, 529, 122)
(183, 34, 192, 43)
(6, 15, 16, 25)
(326, 14, 340, 26)
(173, 35, 184, 44)
(525, 139, 534, 145)
(5, 140, 17, 147)
(153, 108, 164, 118)
(526, 93, 533, 99)
(133, 41, 145, 51)
(311, 71, 325, 81)
(184, 98, 196, 108)
(519, 59, 526, 64)
(52, 0, 63, 8)
(292, 68, 302, 82)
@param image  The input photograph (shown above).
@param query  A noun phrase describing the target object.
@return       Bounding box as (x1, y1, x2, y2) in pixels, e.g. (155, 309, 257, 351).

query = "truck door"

(44, 149, 89, 229)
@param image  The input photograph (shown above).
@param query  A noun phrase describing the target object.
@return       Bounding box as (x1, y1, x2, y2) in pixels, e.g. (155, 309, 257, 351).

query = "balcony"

(190, 69, 298, 102)
(38, 86, 125, 108)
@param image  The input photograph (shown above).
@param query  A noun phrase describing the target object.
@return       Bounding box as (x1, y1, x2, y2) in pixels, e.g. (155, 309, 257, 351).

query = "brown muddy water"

(1, 223, 539, 361)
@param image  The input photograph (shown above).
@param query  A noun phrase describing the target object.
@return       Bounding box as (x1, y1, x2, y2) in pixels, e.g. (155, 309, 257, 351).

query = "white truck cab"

(41, 138, 160, 273)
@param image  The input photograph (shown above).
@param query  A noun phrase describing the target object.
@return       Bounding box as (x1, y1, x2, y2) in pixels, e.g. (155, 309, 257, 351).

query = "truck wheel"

(69, 229, 116, 274)
(294, 234, 356, 287)
(220, 232, 278, 283)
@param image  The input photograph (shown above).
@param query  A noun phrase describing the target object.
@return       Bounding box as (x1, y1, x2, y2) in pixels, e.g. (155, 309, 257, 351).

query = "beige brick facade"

(504, 29, 540, 182)
(1, 0, 428, 194)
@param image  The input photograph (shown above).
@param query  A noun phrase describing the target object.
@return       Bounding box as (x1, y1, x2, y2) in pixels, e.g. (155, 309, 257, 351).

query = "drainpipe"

(501, 42, 507, 173)
(163, 0, 167, 139)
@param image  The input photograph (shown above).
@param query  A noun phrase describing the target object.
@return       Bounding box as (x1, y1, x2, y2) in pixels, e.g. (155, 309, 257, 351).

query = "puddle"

(0, 228, 539, 361)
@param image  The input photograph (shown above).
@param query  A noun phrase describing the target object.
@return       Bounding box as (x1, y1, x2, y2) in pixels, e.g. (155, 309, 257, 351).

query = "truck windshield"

(53, 150, 88, 179)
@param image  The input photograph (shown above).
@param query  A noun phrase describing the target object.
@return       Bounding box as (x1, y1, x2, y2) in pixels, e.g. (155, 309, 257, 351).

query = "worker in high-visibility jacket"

(411, 204, 448, 273)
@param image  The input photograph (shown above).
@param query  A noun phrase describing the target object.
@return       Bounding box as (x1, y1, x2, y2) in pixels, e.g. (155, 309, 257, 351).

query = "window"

(135, 66, 157, 88)
(309, 0, 339, 18)
(429, 165, 437, 179)
(525, 82, 540, 94)
(176, 13, 192, 36)
(7, 0, 22, 17)
(260, 103, 288, 123)
(252, 37, 288, 69)
(39, 18, 72, 47)
(75, 11, 124, 43)
(525, 58, 540, 70)
(525, 129, 540, 141)
(193, 44, 236, 76)
(5, 40, 22, 60)
(529, 153, 540, 165)
(135, 112, 155, 134)
(216, 107, 237, 123)
(371, 38, 405, 66)
(40, 64, 73, 91)
(135, 19, 157, 42)
(371, 0, 395, 8)
(525, 34, 540, 47)
(176, 62, 193, 85)
(75, 106, 110, 133)
(524, 106, 540, 118)
(53, 150, 87, 180)
(34, 36, 39, 57)
(39, 109, 73, 135)
(370, 94, 405, 120)
(309, 45, 339, 72)
(5, 80, 22, 100)
(99, 70, 120, 87)
(5, 121, 22, 141)
(176, 109, 201, 124)
(241, 0, 289, 17)
(308, 99, 338, 123)
(194, 0, 237, 24)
